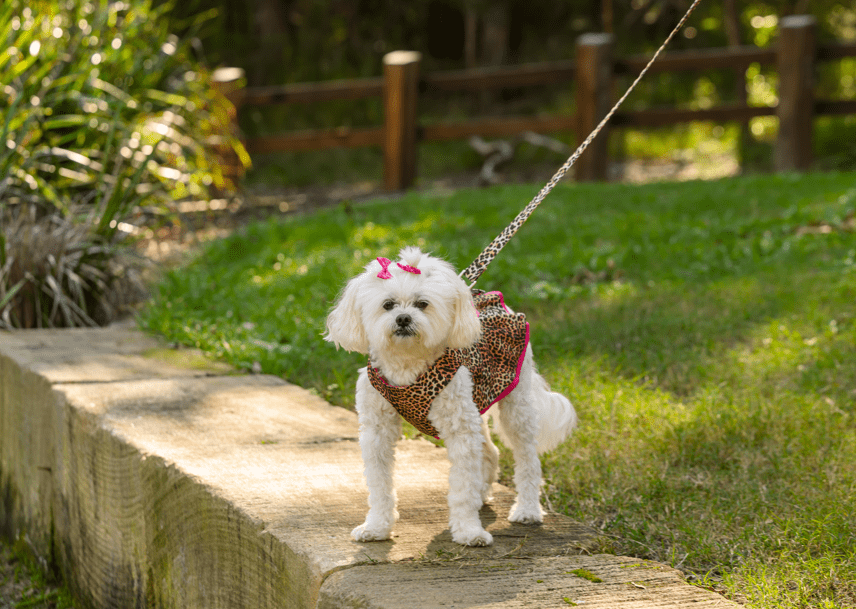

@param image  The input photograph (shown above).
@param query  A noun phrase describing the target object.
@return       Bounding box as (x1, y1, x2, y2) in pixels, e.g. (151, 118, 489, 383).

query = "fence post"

(383, 51, 421, 191)
(211, 67, 247, 194)
(775, 15, 816, 172)
(575, 33, 614, 182)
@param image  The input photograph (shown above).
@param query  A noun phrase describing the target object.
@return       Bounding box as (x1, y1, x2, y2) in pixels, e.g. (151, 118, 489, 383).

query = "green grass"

(0, 536, 76, 608)
(140, 171, 856, 608)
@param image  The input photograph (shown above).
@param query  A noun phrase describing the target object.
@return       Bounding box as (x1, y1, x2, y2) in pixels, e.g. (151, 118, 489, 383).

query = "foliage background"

(153, 0, 856, 182)
(0, 0, 246, 327)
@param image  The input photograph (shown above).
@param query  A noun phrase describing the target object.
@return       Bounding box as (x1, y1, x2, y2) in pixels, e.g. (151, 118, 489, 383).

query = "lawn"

(140, 172, 856, 608)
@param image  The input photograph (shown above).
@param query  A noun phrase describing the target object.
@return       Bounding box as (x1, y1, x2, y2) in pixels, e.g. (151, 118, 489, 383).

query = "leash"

(460, 0, 704, 286)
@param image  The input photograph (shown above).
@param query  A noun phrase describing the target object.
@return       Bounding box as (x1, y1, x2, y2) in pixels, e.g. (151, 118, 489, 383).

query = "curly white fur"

(325, 247, 577, 546)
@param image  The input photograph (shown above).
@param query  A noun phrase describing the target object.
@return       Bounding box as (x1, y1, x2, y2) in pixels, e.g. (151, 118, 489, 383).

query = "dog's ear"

(446, 279, 482, 350)
(325, 274, 370, 353)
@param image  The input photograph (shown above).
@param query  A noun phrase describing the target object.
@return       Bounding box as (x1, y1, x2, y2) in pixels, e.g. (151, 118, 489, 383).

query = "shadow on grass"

(529, 264, 854, 404)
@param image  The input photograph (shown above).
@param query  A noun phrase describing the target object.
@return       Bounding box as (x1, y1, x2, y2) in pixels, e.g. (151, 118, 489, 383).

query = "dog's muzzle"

(393, 313, 416, 337)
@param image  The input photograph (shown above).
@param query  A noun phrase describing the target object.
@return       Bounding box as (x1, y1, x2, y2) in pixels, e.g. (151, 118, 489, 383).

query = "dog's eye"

(382, 300, 395, 311)
(415, 300, 429, 310)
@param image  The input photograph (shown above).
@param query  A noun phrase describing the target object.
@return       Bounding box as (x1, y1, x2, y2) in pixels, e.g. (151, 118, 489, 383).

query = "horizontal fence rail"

(215, 15, 856, 190)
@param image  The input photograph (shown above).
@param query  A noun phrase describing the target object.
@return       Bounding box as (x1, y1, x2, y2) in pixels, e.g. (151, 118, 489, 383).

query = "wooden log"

(383, 51, 421, 191)
(776, 15, 816, 172)
(575, 33, 614, 182)
(4, 347, 736, 609)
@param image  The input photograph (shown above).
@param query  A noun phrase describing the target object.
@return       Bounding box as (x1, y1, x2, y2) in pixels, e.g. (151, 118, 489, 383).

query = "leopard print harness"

(367, 291, 529, 438)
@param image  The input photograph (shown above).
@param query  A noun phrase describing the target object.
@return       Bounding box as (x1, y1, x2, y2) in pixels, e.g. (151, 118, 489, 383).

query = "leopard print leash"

(460, 0, 704, 286)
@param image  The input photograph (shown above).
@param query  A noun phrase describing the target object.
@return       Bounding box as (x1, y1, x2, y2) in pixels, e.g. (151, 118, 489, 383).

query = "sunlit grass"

(536, 261, 855, 607)
(141, 172, 856, 607)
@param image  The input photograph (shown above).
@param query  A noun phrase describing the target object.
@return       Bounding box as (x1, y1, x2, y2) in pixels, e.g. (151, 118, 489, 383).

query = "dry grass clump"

(0, 207, 147, 329)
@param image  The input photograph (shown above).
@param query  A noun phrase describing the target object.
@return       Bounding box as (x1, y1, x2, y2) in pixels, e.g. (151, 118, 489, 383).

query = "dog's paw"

(351, 522, 393, 542)
(508, 502, 545, 525)
(452, 527, 493, 547)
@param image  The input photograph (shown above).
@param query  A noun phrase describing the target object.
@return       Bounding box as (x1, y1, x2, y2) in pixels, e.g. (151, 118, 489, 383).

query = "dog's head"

(325, 247, 481, 355)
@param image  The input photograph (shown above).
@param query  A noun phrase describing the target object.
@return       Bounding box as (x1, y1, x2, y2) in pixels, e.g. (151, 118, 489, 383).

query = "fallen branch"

(469, 131, 573, 185)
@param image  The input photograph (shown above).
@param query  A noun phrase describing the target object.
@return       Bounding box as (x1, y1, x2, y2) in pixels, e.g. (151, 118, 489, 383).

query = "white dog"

(325, 247, 576, 546)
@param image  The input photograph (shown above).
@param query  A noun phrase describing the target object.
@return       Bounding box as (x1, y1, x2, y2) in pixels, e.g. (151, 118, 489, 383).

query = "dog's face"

(325, 247, 481, 356)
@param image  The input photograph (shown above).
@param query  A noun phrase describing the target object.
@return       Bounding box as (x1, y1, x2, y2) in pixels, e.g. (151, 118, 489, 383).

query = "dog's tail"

(492, 374, 577, 454)
(532, 375, 577, 454)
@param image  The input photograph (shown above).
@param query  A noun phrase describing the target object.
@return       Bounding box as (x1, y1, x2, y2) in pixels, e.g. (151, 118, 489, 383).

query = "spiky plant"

(0, 0, 248, 327)
(0, 207, 147, 329)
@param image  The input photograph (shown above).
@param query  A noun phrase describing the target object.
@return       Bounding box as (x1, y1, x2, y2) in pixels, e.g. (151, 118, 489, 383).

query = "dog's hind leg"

(480, 415, 499, 505)
(352, 371, 402, 542)
(497, 357, 545, 524)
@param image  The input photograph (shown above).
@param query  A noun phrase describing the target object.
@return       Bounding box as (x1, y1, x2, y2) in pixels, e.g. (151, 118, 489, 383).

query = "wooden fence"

(215, 15, 856, 190)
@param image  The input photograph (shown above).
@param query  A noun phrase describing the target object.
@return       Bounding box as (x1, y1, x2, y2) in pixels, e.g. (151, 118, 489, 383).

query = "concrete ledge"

(0, 324, 739, 608)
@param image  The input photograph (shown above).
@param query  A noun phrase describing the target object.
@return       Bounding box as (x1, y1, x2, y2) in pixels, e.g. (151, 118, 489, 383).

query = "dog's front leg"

(443, 431, 493, 546)
(430, 374, 493, 547)
(352, 373, 401, 542)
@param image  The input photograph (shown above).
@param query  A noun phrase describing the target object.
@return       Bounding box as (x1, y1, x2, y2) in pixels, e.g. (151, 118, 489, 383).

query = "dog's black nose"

(396, 313, 412, 327)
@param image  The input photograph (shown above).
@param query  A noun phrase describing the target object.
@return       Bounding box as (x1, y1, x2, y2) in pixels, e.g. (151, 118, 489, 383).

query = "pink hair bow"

(376, 257, 421, 279)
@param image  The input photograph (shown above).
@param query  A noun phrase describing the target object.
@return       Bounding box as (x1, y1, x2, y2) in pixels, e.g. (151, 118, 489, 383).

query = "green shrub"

(815, 115, 856, 171)
(0, 0, 248, 328)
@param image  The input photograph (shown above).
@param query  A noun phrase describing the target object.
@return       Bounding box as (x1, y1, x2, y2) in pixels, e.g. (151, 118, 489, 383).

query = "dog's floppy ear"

(446, 278, 482, 350)
(325, 273, 370, 353)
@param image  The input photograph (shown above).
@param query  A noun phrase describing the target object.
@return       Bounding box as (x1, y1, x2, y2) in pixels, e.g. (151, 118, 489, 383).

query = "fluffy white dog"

(325, 247, 576, 546)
